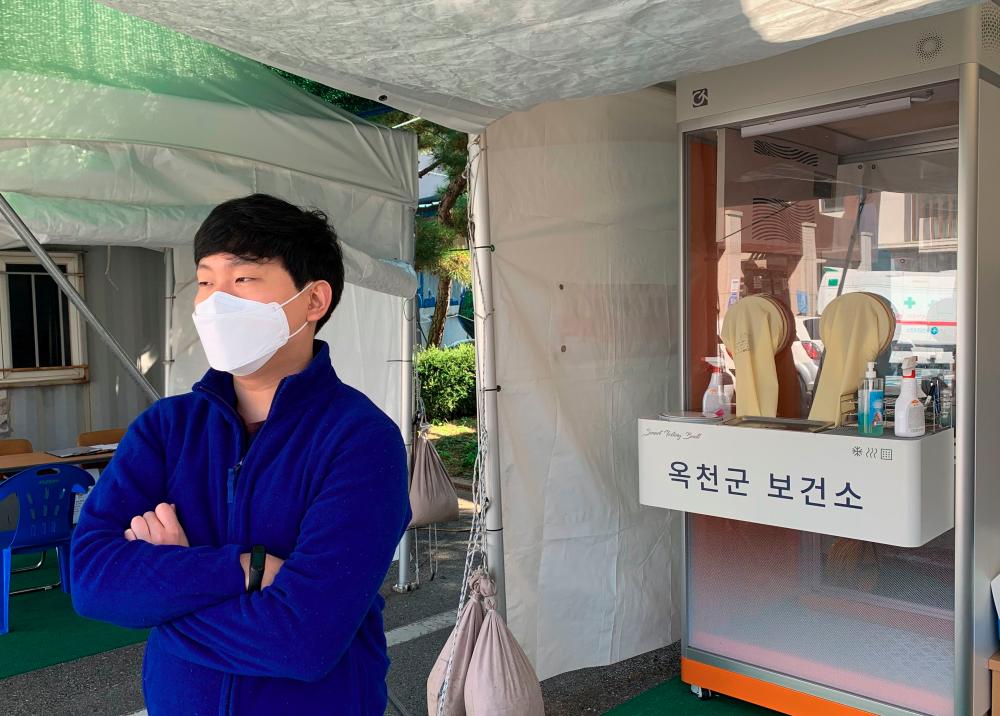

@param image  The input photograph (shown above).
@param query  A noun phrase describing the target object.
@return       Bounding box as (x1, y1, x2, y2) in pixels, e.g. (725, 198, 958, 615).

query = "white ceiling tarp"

(0, 0, 418, 297)
(99, 0, 975, 131)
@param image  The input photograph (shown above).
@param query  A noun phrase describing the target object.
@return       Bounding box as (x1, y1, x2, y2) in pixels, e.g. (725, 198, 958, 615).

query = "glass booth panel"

(686, 138, 958, 421)
(683, 82, 958, 716)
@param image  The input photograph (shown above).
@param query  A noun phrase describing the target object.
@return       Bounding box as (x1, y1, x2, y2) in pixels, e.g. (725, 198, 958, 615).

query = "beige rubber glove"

(809, 292, 895, 426)
(721, 296, 790, 417)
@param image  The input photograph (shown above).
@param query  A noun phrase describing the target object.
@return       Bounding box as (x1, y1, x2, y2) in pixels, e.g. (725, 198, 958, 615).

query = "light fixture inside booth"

(739, 96, 915, 138)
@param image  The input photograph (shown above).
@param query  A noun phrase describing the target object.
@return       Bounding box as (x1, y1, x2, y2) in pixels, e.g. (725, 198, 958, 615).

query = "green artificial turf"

(603, 676, 778, 716)
(1, 551, 146, 678)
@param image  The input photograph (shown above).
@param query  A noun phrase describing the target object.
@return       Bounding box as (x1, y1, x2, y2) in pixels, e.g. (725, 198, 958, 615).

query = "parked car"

(792, 315, 823, 414)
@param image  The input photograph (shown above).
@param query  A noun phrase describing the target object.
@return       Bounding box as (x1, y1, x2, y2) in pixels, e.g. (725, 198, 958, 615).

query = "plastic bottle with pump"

(894, 355, 926, 438)
(702, 358, 730, 418)
(858, 362, 884, 436)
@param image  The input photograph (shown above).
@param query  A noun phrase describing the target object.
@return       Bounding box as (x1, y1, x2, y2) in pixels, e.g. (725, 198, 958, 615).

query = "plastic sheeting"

(483, 88, 682, 679)
(99, 0, 973, 131)
(169, 245, 404, 423)
(0, 0, 417, 298)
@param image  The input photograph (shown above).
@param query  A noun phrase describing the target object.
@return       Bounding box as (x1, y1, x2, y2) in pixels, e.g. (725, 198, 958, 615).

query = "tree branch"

(437, 174, 468, 227)
(419, 158, 444, 178)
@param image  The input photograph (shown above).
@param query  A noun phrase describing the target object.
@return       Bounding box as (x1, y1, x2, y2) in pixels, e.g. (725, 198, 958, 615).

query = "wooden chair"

(0, 439, 32, 457)
(76, 428, 125, 447)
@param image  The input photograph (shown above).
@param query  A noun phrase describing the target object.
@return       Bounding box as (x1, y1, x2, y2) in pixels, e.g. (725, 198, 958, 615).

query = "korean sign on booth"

(637, 418, 955, 548)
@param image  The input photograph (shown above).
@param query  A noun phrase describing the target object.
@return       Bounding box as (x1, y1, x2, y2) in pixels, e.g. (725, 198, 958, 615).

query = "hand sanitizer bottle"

(894, 355, 926, 438)
(702, 358, 730, 418)
(858, 362, 884, 436)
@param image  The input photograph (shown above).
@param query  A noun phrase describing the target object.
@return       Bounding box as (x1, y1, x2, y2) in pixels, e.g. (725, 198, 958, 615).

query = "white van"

(816, 267, 957, 355)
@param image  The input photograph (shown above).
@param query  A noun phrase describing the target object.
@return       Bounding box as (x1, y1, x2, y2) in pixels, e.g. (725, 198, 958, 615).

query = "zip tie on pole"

(441, 244, 492, 253)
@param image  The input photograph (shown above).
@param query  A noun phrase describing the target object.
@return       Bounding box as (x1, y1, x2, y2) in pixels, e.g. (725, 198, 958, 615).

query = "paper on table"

(46, 443, 118, 458)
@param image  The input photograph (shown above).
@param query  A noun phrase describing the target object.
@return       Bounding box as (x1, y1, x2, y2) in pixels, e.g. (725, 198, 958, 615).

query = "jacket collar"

(193, 340, 340, 425)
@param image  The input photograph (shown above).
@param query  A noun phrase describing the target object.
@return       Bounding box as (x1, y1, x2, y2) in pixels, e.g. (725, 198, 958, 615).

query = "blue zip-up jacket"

(70, 341, 411, 715)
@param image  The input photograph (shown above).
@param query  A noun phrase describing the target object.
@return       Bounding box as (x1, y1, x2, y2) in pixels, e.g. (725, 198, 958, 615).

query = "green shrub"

(417, 343, 477, 421)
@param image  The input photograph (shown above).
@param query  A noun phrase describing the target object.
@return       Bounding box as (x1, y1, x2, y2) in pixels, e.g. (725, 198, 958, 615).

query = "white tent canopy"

(99, 0, 974, 131)
(0, 0, 418, 423)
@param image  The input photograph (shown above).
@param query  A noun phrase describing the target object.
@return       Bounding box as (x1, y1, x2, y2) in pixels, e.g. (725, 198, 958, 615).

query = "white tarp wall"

(170, 245, 404, 426)
(484, 87, 682, 679)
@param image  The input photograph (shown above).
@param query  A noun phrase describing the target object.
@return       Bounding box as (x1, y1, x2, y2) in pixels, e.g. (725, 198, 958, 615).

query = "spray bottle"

(858, 362, 884, 436)
(894, 355, 926, 438)
(702, 358, 730, 418)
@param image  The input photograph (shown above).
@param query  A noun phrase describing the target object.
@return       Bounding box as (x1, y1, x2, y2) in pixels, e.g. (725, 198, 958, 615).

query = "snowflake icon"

(852, 446, 863, 457)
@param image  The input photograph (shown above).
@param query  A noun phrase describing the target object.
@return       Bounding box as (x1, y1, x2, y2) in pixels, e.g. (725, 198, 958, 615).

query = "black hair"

(193, 194, 345, 331)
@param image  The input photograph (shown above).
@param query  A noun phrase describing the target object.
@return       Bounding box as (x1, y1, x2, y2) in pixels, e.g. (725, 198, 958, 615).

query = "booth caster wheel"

(690, 685, 716, 700)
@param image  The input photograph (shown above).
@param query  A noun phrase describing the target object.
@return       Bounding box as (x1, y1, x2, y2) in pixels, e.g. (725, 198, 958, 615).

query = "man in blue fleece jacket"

(70, 194, 411, 715)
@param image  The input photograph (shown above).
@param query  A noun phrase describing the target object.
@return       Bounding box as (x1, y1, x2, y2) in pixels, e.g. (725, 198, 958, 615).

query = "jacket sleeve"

(70, 403, 247, 629)
(154, 422, 411, 682)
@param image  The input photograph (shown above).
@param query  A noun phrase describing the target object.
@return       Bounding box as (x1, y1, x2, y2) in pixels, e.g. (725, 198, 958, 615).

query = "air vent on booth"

(752, 140, 818, 168)
(915, 32, 945, 61)
(982, 2, 1000, 53)
(751, 198, 816, 246)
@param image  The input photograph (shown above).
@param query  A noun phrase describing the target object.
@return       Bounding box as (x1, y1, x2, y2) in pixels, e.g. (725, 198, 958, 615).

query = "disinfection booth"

(638, 4, 1000, 715)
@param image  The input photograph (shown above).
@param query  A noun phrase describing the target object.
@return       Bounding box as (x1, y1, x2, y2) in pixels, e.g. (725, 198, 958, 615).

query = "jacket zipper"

(226, 459, 243, 536)
(194, 383, 286, 716)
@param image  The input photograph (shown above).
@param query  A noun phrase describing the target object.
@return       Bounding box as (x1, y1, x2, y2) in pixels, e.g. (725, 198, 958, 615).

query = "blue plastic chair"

(0, 464, 94, 635)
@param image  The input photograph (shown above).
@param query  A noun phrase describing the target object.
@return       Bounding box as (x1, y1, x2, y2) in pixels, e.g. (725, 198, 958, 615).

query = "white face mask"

(192, 283, 313, 376)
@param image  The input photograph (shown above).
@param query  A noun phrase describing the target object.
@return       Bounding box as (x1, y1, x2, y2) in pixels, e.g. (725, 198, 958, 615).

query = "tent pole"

(164, 249, 174, 396)
(0, 193, 160, 403)
(468, 133, 506, 619)
(394, 294, 418, 592)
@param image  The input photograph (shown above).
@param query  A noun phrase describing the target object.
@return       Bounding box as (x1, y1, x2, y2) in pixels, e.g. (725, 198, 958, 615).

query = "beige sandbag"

(721, 295, 792, 417)
(809, 292, 895, 426)
(464, 577, 545, 716)
(409, 430, 460, 528)
(427, 571, 487, 716)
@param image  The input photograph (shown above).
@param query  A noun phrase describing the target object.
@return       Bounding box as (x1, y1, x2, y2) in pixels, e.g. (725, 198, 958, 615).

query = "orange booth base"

(681, 658, 876, 716)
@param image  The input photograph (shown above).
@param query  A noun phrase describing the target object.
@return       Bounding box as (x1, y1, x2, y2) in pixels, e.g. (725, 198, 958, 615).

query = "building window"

(818, 195, 844, 218)
(0, 252, 87, 386)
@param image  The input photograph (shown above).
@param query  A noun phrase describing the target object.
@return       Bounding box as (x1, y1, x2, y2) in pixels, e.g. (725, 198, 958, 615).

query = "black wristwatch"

(247, 545, 266, 593)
